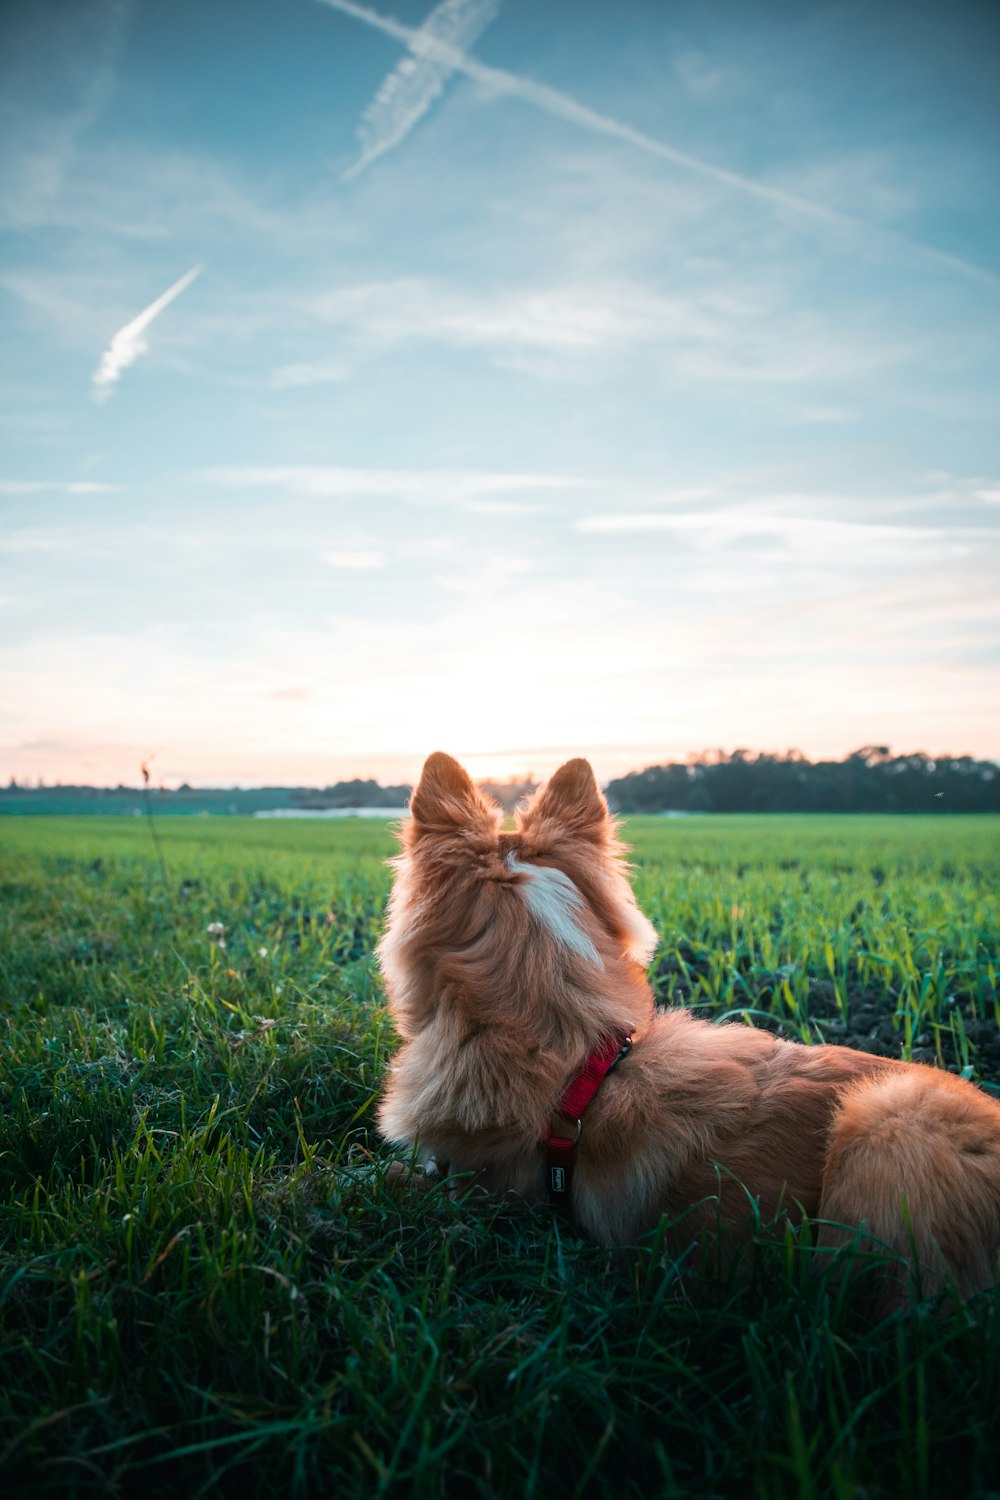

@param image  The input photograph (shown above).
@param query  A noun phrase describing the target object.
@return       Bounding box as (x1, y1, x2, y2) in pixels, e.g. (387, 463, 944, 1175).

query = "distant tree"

(292, 779, 412, 809)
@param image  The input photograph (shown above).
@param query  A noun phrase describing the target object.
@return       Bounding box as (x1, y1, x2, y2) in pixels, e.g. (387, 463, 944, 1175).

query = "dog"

(377, 751, 1000, 1304)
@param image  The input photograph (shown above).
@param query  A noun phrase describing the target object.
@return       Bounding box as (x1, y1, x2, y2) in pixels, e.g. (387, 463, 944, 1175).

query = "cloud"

(0, 269, 111, 344)
(0, 479, 118, 495)
(307, 277, 706, 356)
(780, 407, 855, 427)
(291, 275, 912, 388)
(0, 528, 86, 556)
(435, 554, 531, 595)
(0, 524, 163, 561)
(768, 149, 920, 228)
(202, 464, 588, 506)
(344, 0, 502, 179)
(323, 549, 385, 568)
(3, 141, 319, 243)
(918, 473, 1000, 510)
(289, 279, 708, 383)
(270, 361, 351, 388)
(673, 51, 725, 98)
(91, 264, 202, 402)
(318, 0, 998, 288)
(460, 499, 547, 515)
(576, 507, 998, 565)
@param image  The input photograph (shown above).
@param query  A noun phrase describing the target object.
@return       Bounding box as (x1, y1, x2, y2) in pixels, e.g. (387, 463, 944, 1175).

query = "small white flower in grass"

(275, 984, 283, 997)
(258, 946, 268, 958)
(206, 921, 225, 939)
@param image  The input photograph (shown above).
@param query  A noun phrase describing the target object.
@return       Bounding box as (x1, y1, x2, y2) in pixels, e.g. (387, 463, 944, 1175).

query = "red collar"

(543, 1029, 633, 1205)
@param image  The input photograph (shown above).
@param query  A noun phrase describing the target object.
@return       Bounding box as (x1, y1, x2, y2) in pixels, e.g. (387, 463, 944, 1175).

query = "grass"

(1, 813, 999, 1498)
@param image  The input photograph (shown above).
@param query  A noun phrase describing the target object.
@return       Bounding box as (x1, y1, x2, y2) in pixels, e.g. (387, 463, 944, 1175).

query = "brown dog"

(378, 752, 1000, 1302)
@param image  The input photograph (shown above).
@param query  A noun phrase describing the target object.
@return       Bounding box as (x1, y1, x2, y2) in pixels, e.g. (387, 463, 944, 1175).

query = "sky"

(1, 0, 999, 788)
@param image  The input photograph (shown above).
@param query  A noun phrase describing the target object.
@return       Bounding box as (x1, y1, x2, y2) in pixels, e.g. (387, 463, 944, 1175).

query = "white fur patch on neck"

(507, 853, 602, 966)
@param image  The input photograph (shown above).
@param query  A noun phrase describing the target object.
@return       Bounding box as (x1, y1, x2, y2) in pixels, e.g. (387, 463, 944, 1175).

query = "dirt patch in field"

(802, 980, 1000, 1089)
(656, 956, 1000, 1091)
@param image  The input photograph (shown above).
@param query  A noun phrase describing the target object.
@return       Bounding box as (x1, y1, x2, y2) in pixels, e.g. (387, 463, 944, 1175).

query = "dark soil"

(656, 956, 1000, 1091)
(804, 979, 1000, 1090)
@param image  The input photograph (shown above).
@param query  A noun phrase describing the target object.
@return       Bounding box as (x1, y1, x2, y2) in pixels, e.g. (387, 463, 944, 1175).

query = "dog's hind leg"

(815, 1068, 1000, 1308)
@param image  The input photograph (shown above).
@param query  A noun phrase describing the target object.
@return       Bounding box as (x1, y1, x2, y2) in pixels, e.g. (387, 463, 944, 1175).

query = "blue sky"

(2, 0, 999, 787)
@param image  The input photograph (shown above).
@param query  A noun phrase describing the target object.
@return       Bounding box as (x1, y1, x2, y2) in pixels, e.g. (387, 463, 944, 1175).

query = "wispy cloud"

(310, 278, 707, 353)
(921, 473, 1000, 509)
(4, 141, 320, 243)
(0, 479, 118, 495)
(91, 264, 202, 403)
(271, 278, 677, 386)
(344, 0, 502, 179)
(202, 465, 588, 506)
(290, 275, 911, 388)
(0, 522, 175, 559)
(323, 549, 385, 568)
(319, 0, 998, 288)
(271, 361, 351, 389)
(435, 553, 531, 595)
(576, 508, 998, 563)
(673, 50, 725, 99)
(0, 525, 127, 557)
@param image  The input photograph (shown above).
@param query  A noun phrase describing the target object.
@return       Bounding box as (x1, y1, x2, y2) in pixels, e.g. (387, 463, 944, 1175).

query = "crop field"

(1, 813, 999, 1498)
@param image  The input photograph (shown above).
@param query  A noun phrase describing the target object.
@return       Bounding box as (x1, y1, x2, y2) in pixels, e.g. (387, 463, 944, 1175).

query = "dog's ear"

(522, 758, 609, 837)
(410, 752, 495, 830)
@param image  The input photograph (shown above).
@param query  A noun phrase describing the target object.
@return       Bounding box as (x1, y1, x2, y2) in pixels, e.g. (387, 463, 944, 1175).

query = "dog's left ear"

(410, 751, 498, 831)
(522, 758, 609, 837)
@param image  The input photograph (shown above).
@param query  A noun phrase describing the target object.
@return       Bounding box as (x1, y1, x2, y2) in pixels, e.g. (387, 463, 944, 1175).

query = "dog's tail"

(816, 1067, 1000, 1306)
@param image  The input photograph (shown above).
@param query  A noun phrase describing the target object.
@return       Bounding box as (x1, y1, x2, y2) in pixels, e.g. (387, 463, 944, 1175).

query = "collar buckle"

(543, 1028, 634, 1207)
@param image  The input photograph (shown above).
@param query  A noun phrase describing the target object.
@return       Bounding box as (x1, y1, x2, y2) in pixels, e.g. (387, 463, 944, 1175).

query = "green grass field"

(2, 814, 999, 1497)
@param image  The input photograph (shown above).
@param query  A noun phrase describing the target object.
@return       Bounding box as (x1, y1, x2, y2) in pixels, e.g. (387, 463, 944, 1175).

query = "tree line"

(604, 747, 1000, 814)
(6, 751, 998, 816)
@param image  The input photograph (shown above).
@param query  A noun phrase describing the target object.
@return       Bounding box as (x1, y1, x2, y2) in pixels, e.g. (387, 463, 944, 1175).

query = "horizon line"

(6, 742, 1000, 796)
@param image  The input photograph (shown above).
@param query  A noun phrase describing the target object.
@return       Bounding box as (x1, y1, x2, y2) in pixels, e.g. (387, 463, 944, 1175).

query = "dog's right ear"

(409, 752, 495, 830)
(519, 758, 610, 839)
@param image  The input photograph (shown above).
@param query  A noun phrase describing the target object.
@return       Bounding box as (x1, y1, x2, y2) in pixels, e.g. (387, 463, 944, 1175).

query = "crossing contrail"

(320, 0, 998, 288)
(344, 0, 502, 179)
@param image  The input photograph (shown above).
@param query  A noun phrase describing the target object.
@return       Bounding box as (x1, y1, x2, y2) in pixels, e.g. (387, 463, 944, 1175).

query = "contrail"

(344, 0, 502, 179)
(320, 0, 997, 289)
(92, 264, 202, 402)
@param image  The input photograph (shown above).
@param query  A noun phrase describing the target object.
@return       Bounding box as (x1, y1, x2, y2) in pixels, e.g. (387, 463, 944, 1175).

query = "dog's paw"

(383, 1158, 439, 1192)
